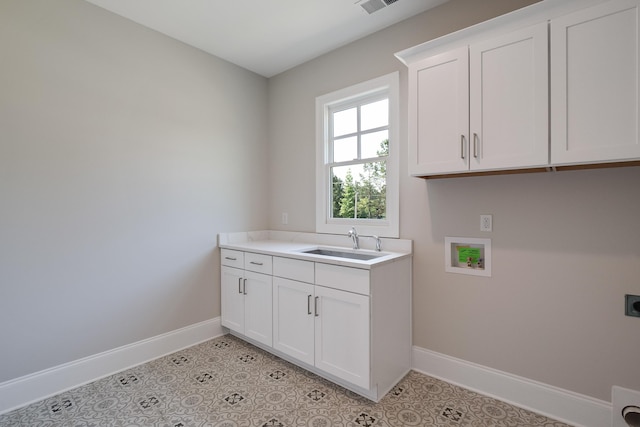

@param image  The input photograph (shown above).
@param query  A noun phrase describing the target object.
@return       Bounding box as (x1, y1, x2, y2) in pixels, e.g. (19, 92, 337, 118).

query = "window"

(315, 72, 399, 238)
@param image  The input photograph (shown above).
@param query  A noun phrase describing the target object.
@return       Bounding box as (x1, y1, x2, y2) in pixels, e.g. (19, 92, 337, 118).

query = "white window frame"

(315, 72, 399, 238)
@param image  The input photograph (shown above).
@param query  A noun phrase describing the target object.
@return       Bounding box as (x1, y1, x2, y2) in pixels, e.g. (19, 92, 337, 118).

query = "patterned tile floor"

(0, 335, 571, 426)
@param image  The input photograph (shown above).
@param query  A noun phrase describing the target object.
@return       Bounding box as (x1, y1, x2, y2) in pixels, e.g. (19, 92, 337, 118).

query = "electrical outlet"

(281, 212, 288, 225)
(625, 294, 640, 318)
(480, 215, 492, 232)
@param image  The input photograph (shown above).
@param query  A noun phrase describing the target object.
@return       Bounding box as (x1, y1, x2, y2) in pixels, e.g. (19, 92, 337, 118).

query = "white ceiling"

(83, 0, 448, 77)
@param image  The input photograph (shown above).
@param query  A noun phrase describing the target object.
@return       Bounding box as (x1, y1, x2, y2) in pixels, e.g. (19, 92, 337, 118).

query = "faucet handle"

(372, 235, 382, 251)
(347, 227, 359, 250)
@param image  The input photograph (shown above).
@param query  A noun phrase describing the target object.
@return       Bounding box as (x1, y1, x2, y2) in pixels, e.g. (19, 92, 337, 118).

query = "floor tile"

(0, 335, 571, 427)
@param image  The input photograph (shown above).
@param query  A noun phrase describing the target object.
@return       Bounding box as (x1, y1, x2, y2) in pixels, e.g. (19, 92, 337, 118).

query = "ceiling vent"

(360, 0, 399, 15)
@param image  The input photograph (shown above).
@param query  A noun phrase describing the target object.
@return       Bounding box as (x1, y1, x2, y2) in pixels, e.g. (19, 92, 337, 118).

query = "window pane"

(331, 161, 386, 220)
(361, 99, 388, 131)
(361, 130, 389, 159)
(332, 107, 357, 137)
(332, 136, 357, 162)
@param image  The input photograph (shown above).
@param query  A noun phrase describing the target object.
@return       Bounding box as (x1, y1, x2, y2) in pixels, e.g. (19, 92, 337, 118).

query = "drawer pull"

(249, 261, 264, 266)
(238, 278, 242, 294)
(225, 256, 237, 261)
(307, 295, 312, 315)
(314, 296, 319, 317)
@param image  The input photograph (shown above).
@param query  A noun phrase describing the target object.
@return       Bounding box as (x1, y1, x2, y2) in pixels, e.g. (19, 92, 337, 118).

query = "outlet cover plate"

(480, 215, 492, 232)
(625, 294, 640, 317)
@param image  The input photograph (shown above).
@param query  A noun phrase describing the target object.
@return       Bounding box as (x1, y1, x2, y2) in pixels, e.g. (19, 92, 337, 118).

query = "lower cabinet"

(221, 248, 411, 402)
(242, 270, 272, 346)
(220, 250, 273, 348)
(272, 277, 370, 389)
(220, 266, 245, 333)
(273, 277, 315, 365)
(313, 285, 370, 389)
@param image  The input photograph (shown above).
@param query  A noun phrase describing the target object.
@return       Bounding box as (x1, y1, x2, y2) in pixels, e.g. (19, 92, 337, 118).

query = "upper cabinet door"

(470, 22, 549, 171)
(551, 0, 640, 165)
(408, 46, 469, 175)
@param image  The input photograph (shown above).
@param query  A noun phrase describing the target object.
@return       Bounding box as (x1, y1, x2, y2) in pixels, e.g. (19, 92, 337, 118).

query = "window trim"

(315, 72, 399, 238)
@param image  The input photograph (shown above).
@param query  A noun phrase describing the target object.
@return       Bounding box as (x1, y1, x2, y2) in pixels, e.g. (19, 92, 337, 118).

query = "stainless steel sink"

(301, 248, 384, 261)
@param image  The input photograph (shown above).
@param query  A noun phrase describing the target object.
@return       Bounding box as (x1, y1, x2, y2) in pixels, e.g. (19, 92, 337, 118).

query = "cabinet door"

(409, 46, 469, 175)
(273, 277, 315, 365)
(243, 270, 273, 347)
(551, 0, 640, 164)
(221, 266, 244, 334)
(470, 22, 548, 171)
(314, 286, 370, 389)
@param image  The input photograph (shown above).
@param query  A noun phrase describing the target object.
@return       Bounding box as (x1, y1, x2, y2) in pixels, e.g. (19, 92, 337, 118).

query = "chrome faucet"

(372, 235, 382, 252)
(347, 227, 359, 250)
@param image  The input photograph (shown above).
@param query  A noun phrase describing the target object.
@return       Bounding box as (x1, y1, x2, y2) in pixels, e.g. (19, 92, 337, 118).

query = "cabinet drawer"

(245, 252, 273, 274)
(273, 257, 314, 283)
(221, 249, 244, 268)
(315, 263, 369, 296)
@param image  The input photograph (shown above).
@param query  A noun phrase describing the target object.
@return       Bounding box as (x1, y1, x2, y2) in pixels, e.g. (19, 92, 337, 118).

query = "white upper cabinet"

(551, 0, 640, 165)
(407, 23, 548, 176)
(399, 0, 640, 177)
(470, 23, 549, 171)
(409, 46, 469, 175)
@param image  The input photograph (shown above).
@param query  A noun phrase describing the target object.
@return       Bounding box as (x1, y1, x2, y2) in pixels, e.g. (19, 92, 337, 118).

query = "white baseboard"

(0, 317, 224, 415)
(412, 346, 612, 427)
(0, 328, 614, 426)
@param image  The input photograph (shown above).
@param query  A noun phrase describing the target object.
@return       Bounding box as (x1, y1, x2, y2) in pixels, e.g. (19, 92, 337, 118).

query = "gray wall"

(2, 0, 639, 405)
(268, 0, 640, 402)
(0, 0, 268, 382)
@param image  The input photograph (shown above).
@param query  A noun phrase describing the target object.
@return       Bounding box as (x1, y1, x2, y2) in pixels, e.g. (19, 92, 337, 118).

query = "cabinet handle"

(238, 278, 242, 294)
(249, 261, 263, 266)
(243, 278, 247, 295)
(314, 296, 319, 317)
(473, 133, 479, 158)
(225, 256, 237, 261)
(460, 135, 465, 159)
(307, 295, 312, 315)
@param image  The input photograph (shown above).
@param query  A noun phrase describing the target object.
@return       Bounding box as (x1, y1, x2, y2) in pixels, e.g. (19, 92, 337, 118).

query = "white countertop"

(218, 231, 412, 269)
